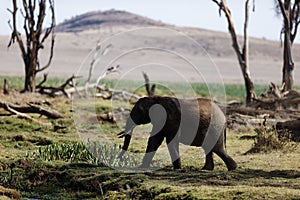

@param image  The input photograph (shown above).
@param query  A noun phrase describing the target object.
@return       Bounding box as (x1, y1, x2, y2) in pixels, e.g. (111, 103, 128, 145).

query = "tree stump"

(4, 79, 9, 95)
(276, 119, 300, 142)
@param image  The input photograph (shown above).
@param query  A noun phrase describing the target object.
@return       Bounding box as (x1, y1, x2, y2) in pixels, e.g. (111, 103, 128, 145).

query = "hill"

(55, 9, 168, 32)
(1, 9, 299, 84)
(54, 9, 300, 59)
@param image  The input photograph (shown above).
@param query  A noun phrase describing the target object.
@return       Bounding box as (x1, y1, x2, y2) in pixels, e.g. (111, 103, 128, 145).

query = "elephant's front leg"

(140, 134, 164, 168)
(166, 135, 181, 169)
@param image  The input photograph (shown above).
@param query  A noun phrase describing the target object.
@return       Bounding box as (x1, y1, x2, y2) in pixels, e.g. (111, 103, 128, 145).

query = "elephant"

(118, 96, 237, 171)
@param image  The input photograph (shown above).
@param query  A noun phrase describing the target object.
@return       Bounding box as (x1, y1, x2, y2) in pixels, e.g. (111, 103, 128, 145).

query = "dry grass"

(245, 127, 298, 154)
(0, 185, 20, 200)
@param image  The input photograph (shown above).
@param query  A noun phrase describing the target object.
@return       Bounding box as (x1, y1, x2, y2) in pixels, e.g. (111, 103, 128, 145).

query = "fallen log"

(27, 103, 64, 119)
(226, 106, 276, 118)
(36, 74, 79, 98)
(4, 104, 52, 126)
(0, 101, 64, 119)
(228, 113, 277, 126)
(251, 83, 300, 110)
(226, 104, 300, 120)
(276, 119, 300, 142)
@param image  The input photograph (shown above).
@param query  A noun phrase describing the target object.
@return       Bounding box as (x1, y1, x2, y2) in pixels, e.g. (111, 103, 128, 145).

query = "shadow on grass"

(30, 163, 300, 191)
(146, 167, 300, 189)
(1, 161, 300, 199)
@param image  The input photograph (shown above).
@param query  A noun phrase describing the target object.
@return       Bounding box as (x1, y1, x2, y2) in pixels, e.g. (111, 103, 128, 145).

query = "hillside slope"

(1, 10, 299, 84)
(55, 9, 300, 60)
(55, 9, 167, 32)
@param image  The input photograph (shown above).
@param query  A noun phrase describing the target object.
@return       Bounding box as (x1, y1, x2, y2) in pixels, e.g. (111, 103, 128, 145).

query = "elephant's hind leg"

(202, 151, 214, 170)
(166, 135, 181, 169)
(214, 148, 237, 171)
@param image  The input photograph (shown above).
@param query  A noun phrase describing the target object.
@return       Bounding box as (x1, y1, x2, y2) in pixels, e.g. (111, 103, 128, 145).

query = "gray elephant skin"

(118, 96, 237, 171)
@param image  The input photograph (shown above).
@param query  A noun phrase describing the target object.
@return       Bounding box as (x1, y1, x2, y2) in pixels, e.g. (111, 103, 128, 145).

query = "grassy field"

(0, 76, 274, 101)
(0, 77, 299, 199)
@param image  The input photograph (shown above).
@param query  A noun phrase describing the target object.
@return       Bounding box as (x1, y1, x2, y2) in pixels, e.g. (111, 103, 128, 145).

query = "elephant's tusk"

(117, 130, 125, 138)
(117, 125, 135, 138)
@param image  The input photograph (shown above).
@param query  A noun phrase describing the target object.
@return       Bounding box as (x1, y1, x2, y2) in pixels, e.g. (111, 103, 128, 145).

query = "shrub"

(245, 127, 297, 154)
(85, 141, 140, 168)
(27, 141, 139, 168)
(28, 142, 94, 163)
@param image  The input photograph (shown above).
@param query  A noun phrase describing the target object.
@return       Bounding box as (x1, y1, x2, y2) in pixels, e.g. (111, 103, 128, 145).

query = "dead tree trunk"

(213, 0, 256, 105)
(8, 0, 55, 92)
(3, 79, 9, 95)
(282, 33, 294, 91)
(142, 72, 156, 97)
(277, 0, 300, 91)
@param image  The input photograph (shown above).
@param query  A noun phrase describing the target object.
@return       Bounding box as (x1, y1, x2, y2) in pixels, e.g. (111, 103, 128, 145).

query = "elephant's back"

(176, 98, 210, 145)
(177, 98, 225, 146)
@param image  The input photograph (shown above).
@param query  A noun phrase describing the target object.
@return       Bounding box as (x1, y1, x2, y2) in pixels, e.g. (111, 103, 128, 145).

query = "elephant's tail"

(224, 128, 227, 149)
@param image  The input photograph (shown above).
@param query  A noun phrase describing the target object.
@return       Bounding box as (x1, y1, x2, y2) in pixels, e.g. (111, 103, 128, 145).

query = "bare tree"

(3, 79, 10, 95)
(212, 0, 256, 105)
(8, 0, 55, 92)
(275, 0, 300, 91)
(142, 72, 156, 97)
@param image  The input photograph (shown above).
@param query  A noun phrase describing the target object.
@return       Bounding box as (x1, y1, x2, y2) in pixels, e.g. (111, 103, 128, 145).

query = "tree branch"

(277, 0, 289, 23)
(36, 73, 48, 88)
(36, 0, 56, 73)
(21, 1, 30, 42)
(36, 0, 46, 37)
(37, 75, 80, 98)
(291, 2, 300, 43)
(212, 0, 243, 65)
(26, 0, 35, 49)
(8, 0, 26, 58)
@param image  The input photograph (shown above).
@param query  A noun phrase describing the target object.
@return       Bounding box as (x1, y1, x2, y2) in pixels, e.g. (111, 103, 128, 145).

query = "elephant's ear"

(161, 97, 181, 121)
(137, 97, 155, 114)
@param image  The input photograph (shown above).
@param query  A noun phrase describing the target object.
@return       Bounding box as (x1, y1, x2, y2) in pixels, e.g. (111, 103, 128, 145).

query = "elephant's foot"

(202, 151, 214, 170)
(226, 160, 238, 171)
(172, 159, 181, 169)
(214, 149, 238, 171)
(201, 164, 214, 171)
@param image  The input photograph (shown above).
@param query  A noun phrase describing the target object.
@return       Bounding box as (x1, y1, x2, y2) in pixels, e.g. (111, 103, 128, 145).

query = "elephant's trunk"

(118, 117, 136, 159)
(122, 134, 132, 151)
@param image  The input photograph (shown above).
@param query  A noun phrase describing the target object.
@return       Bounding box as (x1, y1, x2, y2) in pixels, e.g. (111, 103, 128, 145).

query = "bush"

(28, 142, 94, 163)
(27, 141, 139, 168)
(245, 127, 297, 154)
(86, 141, 140, 168)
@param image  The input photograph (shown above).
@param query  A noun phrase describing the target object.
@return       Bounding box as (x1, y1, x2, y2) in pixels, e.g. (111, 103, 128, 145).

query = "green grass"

(96, 78, 275, 103)
(0, 76, 299, 199)
(0, 76, 73, 91)
(88, 78, 298, 102)
(1, 75, 299, 102)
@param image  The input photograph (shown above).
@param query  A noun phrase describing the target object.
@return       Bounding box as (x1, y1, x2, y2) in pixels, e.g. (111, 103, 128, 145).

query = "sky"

(1, 0, 299, 43)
